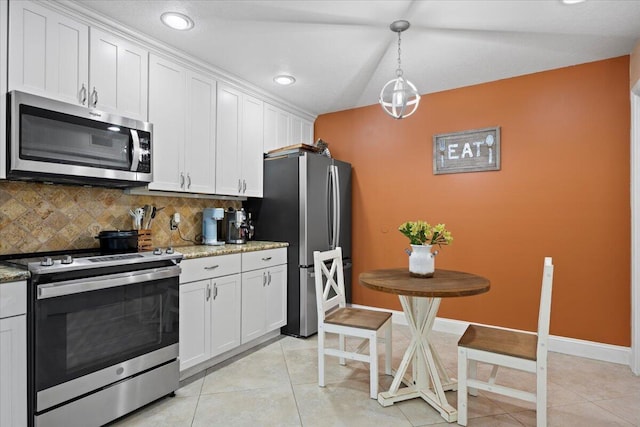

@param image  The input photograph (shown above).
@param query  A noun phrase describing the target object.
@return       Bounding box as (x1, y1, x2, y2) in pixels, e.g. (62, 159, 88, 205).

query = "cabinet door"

(179, 280, 211, 371)
(184, 71, 217, 194)
(263, 103, 290, 153)
(263, 103, 278, 154)
(89, 28, 148, 120)
(148, 55, 186, 192)
(241, 269, 267, 343)
(241, 95, 264, 197)
(210, 273, 241, 357)
(265, 265, 287, 331)
(301, 119, 314, 145)
(215, 84, 242, 195)
(0, 315, 27, 427)
(8, 0, 88, 105)
(290, 115, 303, 145)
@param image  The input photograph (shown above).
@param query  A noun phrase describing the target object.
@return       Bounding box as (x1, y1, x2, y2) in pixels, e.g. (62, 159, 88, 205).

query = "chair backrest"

(536, 257, 554, 360)
(313, 247, 346, 323)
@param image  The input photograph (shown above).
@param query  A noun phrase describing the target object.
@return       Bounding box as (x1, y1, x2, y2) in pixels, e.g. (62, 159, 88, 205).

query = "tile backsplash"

(0, 181, 241, 255)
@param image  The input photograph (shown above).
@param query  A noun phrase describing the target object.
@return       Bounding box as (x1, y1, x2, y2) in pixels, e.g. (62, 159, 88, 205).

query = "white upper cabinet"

(9, 0, 89, 106)
(8, 1, 148, 120)
(148, 55, 185, 192)
(216, 84, 264, 197)
(184, 72, 217, 194)
(263, 102, 314, 153)
(89, 28, 148, 121)
(241, 95, 264, 197)
(148, 54, 216, 194)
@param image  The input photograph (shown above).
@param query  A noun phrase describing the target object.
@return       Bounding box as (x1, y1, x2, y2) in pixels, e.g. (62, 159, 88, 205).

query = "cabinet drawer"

(242, 248, 287, 271)
(0, 281, 27, 318)
(180, 254, 241, 283)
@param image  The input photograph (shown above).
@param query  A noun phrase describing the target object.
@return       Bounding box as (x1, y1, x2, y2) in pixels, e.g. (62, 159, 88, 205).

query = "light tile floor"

(110, 325, 640, 426)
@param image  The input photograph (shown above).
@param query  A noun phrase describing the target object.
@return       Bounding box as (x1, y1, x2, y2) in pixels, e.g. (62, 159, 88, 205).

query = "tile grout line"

(279, 338, 306, 426)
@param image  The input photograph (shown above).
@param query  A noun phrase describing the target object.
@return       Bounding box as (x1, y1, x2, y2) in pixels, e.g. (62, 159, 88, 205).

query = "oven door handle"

(37, 266, 181, 299)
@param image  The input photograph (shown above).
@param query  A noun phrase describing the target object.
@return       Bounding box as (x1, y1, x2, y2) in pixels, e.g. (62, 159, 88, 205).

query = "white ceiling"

(69, 0, 640, 117)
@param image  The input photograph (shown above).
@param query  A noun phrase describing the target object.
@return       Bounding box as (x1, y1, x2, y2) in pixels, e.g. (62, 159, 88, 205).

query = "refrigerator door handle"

(327, 166, 334, 248)
(333, 165, 341, 250)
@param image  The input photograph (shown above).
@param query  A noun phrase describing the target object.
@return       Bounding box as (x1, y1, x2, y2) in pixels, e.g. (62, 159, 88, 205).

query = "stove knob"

(41, 257, 53, 266)
(61, 255, 74, 264)
(166, 247, 175, 254)
(153, 248, 162, 255)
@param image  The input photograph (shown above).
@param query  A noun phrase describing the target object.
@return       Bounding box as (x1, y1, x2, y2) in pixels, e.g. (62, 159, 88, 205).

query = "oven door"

(33, 266, 179, 412)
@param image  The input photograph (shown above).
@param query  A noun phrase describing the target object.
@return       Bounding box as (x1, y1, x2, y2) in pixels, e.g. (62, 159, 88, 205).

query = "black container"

(96, 230, 139, 255)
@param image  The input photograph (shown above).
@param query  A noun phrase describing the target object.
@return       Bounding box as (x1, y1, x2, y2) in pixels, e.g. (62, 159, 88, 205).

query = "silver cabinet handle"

(204, 265, 219, 270)
(267, 271, 271, 285)
(206, 283, 211, 301)
(180, 172, 185, 189)
(91, 86, 98, 107)
(79, 84, 87, 105)
(261, 257, 272, 261)
(243, 179, 247, 193)
(213, 283, 218, 300)
(262, 272, 267, 286)
(187, 173, 192, 189)
(238, 179, 242, 193)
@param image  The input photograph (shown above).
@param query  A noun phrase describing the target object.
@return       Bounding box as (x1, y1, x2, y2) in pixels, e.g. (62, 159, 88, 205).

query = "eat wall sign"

(433, 127, 501, 175)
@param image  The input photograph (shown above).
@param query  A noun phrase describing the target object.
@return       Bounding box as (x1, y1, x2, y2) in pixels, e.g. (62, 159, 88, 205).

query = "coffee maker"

(202, 208, 225, 245)
(223, 208, 248, 244)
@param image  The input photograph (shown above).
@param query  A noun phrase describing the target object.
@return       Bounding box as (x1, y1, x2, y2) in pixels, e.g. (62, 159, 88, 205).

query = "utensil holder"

(137, 229, 153, 252)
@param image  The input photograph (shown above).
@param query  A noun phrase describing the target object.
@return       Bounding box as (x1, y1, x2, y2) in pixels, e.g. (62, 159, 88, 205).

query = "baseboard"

(352, 304, 631, 367)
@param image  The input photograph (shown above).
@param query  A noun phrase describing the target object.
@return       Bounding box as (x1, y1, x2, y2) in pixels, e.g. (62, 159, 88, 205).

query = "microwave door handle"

(130, 130, 141, 172)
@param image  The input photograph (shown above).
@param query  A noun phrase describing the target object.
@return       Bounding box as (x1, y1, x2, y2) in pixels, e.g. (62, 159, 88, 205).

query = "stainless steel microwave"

(8, 90, 152, 187)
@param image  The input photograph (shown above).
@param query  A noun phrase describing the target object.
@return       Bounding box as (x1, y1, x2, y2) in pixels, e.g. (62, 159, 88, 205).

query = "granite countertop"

(0, 264, 30, 284)
(177, 241, 289, 260)
(0, 241, 289, 284)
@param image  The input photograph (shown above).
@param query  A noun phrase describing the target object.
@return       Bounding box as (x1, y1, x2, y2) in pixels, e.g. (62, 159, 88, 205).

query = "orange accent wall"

(315, 56, 631, 346)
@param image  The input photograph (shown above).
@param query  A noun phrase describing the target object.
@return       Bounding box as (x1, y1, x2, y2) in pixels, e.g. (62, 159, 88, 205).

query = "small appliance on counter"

(202, 208, 225, 245)
(222, 208, 248, 244)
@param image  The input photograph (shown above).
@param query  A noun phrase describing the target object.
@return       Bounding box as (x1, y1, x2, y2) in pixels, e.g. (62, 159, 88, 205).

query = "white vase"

(409, 244, 435, 278)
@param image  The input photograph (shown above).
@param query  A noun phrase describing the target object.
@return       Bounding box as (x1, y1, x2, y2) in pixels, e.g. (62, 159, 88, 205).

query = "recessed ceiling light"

(274, 75, 296, 86)
(107, 126, 120, 132)
(561, 0, 586, 4)
(161, 12, 194, 31)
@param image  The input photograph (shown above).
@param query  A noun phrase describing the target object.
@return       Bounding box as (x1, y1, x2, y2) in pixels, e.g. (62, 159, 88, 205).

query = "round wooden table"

(360, 268, 490, 423)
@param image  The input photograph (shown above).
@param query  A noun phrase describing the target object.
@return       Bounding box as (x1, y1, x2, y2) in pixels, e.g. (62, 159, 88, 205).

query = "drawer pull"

(261, 257, 272, 261)
(204, 265, 220, 270)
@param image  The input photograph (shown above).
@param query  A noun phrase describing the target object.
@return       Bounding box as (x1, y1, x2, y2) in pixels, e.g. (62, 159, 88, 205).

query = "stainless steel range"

(5, 248, 182, 427)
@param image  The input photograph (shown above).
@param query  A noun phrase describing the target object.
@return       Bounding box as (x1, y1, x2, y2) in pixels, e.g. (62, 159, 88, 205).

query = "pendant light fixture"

(379, 20, 420, 119)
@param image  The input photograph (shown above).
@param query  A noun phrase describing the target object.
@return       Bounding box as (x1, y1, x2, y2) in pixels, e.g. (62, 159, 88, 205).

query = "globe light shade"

(379, 76, 421, 119)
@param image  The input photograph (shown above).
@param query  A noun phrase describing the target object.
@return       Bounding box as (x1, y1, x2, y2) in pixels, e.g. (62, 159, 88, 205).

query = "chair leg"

(384, 324, 392, 376)
(537, 361, 547, 427)
(369, 334, 378, 399)
(318, 330, 325, 388)
(457, 347, 468, 426)
(339, 333, 346, 366)
(468, 359, 479, 397)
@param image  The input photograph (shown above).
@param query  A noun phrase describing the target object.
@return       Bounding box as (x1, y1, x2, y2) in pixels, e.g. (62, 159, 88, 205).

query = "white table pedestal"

(377, 295, 457, 422)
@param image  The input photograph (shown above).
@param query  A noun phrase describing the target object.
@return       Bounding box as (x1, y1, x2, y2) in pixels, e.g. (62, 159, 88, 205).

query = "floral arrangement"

(398, 221, 453, 247)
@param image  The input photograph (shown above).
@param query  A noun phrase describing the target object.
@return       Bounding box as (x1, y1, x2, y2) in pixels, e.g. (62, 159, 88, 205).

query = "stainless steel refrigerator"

(246, 152, 352, 337)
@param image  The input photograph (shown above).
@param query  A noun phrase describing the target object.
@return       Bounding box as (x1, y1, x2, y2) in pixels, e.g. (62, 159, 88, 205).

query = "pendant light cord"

(396, 32, 403, 77)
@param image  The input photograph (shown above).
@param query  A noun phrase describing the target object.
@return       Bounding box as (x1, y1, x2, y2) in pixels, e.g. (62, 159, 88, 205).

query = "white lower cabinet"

(0, 281, 27, 427)
(179, 248, 287, 374)
(179, 254, 241, 372)
(241, 248, 287, 343)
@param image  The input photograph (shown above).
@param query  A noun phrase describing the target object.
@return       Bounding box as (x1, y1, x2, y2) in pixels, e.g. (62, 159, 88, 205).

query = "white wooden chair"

(314, 247, 393, 399)
(457, 257, 554, 427)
